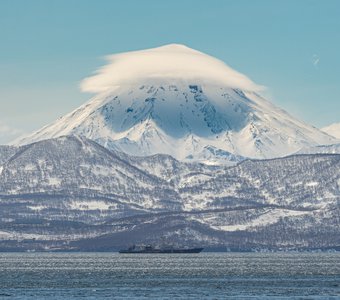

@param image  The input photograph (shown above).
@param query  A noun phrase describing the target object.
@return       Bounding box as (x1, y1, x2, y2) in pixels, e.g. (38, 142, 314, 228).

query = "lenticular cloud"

(80, 44, 263, 93)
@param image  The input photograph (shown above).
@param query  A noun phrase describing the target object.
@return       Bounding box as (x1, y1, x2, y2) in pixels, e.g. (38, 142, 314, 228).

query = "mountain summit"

(15, 44, 335, 163)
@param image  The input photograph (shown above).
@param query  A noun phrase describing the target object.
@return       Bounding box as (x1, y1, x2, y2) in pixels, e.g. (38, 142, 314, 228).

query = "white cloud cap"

(81, 44, 264, 93)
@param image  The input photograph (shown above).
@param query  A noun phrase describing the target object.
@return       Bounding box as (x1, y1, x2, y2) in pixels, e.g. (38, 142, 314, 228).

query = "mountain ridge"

(0, 135, 339, 250)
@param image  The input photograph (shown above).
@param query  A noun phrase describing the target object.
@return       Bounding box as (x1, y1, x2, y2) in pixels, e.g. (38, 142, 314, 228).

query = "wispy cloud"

(312, 54, 320, 68)
(0, 122, 25, 144)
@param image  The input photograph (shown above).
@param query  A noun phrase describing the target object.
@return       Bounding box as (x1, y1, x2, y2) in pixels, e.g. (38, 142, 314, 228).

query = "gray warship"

(119, 244, 203, 254)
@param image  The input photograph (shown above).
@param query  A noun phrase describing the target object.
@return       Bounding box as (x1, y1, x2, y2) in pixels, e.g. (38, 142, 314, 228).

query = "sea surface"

(0, 252, 339, 299)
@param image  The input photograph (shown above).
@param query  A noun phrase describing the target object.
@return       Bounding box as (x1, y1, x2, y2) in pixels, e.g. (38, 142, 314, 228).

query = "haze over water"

(0, 252, 339, 299)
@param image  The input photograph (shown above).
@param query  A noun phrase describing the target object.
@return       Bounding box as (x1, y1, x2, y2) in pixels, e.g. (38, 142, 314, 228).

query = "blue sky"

(0, 0, 339, 143)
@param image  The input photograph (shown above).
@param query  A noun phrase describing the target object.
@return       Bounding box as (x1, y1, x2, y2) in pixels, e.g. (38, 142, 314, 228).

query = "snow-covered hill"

(296, 123, 340, 155)
(296, 143, 340, 155)
(0, 136, 339, 250)
(14, 44, 335, 164)
(322, 123, 340, 139)
(0, 145, 17, 165)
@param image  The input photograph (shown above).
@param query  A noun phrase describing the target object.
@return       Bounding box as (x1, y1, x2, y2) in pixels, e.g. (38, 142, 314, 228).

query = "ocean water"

(0, 252, 339, 299)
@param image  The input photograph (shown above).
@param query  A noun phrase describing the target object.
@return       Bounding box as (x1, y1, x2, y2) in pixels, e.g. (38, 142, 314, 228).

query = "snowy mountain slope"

(14, 44, 335, 164)
(179, 154, 340, 211)
(0, 136, 339, 250)
(0, 145, 17, 165)
(322, 123, 340, 139)
(4, 136, 339, 211)
(296, 122, 340, 155)
(0, 136, 180, 211)
(296, 143, 340, 155)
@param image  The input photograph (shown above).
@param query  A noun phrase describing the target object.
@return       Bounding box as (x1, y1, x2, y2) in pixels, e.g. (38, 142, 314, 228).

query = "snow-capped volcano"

(15, 44, 335, 163)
